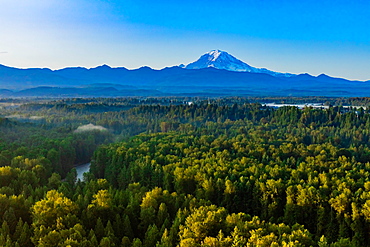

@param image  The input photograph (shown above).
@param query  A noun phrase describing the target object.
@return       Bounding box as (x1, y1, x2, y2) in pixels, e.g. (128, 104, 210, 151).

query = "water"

(263, 103, 329, 109)
(75, 162, 91, 181)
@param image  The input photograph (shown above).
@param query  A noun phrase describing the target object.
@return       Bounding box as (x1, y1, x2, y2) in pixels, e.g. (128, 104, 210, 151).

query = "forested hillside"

(1, 97, 370, 246)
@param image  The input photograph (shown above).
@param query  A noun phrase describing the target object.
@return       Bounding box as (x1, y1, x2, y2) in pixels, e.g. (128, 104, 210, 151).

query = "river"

(75, 162, 91, 181)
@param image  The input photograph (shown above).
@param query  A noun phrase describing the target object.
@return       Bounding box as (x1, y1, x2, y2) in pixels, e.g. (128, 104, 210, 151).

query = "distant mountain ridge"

(185, 50, 294, 77)
(0, 50, 369, 97)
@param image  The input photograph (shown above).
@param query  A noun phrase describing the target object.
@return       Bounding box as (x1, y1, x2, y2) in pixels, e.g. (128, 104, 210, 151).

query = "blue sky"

(0, 0, 369, 80)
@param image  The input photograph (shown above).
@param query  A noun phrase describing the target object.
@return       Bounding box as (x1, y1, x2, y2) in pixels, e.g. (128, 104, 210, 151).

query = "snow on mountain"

(185, 50, 294, 77)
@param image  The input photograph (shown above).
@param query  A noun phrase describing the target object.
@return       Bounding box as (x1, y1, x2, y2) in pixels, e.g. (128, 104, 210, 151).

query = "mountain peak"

(205, 50, 225, 61)
(94, 64, 111, 69)
(185, 50, 252, 71)
(185, 50, 294, 77)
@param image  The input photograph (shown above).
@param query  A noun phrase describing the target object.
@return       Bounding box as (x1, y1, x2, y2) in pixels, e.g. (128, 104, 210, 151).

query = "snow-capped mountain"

(185, 50, 294, 77)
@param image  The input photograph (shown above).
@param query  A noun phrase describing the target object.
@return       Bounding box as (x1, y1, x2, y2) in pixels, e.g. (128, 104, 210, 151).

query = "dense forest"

(1, 97, 370, 246)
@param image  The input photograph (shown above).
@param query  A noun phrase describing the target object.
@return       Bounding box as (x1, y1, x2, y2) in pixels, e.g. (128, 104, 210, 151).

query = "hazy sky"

(0, 0, 369, 80)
